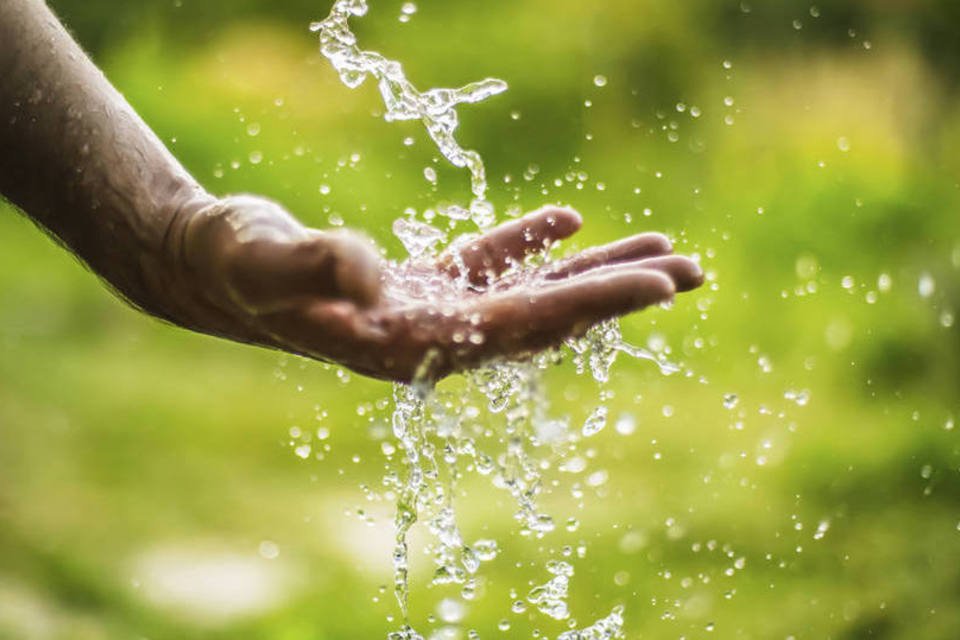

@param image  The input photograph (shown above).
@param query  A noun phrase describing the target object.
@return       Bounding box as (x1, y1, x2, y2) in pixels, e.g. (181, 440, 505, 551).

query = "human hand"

(166, 195, 703, 383)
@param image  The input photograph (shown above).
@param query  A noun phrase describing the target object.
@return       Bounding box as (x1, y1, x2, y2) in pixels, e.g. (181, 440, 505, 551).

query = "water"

(312, 2, 684, 636)
(383, 347, 636, 639)
(312, 0, 507, 229)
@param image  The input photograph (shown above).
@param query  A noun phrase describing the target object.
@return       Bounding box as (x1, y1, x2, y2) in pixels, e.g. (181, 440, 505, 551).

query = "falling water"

(312, 0, 506, 229)
(312, 2, 681, 637)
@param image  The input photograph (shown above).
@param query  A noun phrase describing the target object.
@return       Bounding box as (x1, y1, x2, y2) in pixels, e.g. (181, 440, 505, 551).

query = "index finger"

(441, 207, 582, 286)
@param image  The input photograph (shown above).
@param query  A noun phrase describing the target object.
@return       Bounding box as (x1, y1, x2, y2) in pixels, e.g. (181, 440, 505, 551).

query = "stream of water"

(313, 2, 681, 637)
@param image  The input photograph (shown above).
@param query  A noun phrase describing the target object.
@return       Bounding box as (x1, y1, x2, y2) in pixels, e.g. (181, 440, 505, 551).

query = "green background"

(1, 0, 958, 638)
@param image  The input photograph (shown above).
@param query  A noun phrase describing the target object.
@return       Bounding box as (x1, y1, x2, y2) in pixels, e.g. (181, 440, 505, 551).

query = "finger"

(256, 267, 679, 384)
(548, 254, 703, 293)
(467, 268, 676, 360)
(441, 207, 582, 286)
(626, 255, 704, 292)
(541, 232, 673, 280)
(225, 231, 383, 313)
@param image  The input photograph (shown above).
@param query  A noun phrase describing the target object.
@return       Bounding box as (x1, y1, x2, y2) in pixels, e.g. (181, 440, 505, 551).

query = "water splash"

(311, 3, 674, 638)
(381, 344, 632, 638)
(313, 0, 507, 228)
(557, 606, 626, 640)
(528, 560, 574, 620)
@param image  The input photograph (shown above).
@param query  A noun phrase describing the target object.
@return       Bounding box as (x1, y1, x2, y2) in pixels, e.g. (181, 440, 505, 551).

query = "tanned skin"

(0, 0, 703, 383)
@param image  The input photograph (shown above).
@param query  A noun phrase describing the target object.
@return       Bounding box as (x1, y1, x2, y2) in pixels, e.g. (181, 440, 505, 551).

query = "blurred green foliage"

(1, 0, 958, 639)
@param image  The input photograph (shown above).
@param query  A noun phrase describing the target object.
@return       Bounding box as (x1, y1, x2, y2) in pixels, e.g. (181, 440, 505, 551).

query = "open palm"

(171, 196, 703, 383)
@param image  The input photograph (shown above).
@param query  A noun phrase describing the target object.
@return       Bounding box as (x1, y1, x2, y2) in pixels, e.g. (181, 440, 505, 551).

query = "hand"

(167, 195, 703, 383)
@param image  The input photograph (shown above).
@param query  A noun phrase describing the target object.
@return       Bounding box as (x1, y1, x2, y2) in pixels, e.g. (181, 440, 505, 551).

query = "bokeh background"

(1, 0, 959, 638)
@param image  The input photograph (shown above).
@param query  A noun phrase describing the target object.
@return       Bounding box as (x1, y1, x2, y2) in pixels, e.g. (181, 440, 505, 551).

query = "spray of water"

(313, 2, 682, 637)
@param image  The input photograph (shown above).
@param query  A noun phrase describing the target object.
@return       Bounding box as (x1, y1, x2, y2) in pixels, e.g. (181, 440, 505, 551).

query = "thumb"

(185, 196, 383, 314)
(223, 230, 383, 314)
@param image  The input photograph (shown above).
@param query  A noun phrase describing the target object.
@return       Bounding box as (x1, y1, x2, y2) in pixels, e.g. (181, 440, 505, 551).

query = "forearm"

(0, 0, 215, 318)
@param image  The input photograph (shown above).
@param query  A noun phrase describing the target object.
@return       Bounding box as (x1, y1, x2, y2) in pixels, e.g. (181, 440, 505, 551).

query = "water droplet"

(615, 413, 636, 436)
(878, 273, 892, 292)
(246, 122, 261, 137)
(784, 389, 810, 406)
(586, 470, 609, 487)
(593, 74, 608, 87)
(258, 540, 280, 560)
(582, 406, 608, 437)
(436, 598, 466, 623)
(918, 272, 936, 298)
(813, 519, 831, 540)
(723, 393, 739, 410)
(837, 136, 851, 152)
(294, 444, 312, 459)
(248, 150, 263, 165)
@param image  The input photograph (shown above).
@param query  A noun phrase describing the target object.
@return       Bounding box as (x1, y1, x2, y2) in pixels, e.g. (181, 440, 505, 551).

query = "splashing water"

(312, 0, 507, 228)
(384, 345, 635, 639)
(313, 2, 685, 637)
